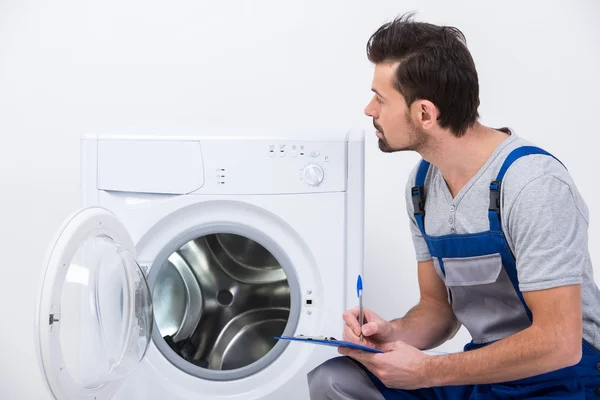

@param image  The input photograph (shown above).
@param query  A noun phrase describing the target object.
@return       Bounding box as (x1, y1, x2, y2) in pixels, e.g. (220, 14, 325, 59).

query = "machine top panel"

(83, 128, 365, 143)
(92, 134, 361, 195)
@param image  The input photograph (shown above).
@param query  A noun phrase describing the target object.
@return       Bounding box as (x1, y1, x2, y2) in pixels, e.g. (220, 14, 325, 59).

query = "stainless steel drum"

(151, 233, 291, 371)
(207, 307, 289, 370)
(152, 252, 203, 343)
(212, 233, 286, 284)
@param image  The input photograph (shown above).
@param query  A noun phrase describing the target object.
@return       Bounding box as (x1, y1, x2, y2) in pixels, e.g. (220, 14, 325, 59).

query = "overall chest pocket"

(441, 253, 531, 343)
(444, 253, 502, 286)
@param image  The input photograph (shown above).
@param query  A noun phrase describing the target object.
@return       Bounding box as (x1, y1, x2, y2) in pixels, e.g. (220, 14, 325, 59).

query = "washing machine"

(34, 129, 365, 400)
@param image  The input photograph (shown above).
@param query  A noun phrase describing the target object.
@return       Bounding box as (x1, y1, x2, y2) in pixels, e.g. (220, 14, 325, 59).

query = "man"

(307, 13, 600, 399)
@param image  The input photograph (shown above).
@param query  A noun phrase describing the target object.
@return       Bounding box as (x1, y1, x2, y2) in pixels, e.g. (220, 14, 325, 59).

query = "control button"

(310, 151, 320, 157)
(291, 151, 298, 157)
(269, 150, 275, 157)
(302, 164, 325, 186)
(279, 149, 286, 157)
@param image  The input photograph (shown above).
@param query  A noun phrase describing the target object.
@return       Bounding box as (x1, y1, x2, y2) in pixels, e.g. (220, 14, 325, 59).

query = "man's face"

(364, 62, 427, 153)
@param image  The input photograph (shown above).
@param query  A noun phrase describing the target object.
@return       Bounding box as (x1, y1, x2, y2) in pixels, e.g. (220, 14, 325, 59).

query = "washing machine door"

(35, 207, 153, 400)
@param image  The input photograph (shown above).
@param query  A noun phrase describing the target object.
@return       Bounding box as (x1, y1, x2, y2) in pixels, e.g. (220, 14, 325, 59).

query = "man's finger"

(343, 324, 359, 341)
(344, 322, 366, 340)
(338, 346, 375, 363)
(343, 307, 359, 317)
(343, 326, 379, 349)
(338, 346, 361, 359)
(339, 348, 382, 375)
(342, 307, 359, 320)
(342, 309, 361, 334)
(362, 321, 379, 336)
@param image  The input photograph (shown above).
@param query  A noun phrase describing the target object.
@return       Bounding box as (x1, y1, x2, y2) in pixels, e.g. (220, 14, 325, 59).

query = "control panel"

(195, 139, 347, 194)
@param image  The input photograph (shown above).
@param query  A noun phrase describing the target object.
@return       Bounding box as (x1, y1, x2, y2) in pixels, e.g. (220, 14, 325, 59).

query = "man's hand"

(342, 307, 396, 350)
(338, 340, 432, 390)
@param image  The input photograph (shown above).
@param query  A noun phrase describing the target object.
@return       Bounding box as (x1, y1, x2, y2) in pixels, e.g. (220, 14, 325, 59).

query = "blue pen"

(357, 275, 363, 341)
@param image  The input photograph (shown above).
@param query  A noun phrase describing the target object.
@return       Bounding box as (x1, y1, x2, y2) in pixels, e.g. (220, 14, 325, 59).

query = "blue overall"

(360, 146, 600, 399)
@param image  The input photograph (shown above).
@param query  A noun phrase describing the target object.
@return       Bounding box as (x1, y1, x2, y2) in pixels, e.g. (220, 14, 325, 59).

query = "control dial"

(302, 164, 325, 186)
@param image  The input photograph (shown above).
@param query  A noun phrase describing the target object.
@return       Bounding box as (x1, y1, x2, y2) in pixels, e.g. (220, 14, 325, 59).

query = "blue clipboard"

(274, 335, 382, 353)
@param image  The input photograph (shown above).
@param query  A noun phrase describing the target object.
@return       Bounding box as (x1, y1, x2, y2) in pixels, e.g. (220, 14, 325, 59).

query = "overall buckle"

(412, 186, 425, 216)
(489, 180, 502, 214)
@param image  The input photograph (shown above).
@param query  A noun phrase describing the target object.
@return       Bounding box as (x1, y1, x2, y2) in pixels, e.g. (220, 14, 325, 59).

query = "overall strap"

(412, 160, 430, 235)
(488, 146, 566, 232)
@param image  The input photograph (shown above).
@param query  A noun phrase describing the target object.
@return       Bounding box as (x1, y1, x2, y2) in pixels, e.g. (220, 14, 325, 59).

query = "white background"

(1, 0, 599, 398)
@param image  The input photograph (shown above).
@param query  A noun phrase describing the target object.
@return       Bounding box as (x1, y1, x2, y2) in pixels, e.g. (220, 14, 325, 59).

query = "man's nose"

(364, 98, 376, 117)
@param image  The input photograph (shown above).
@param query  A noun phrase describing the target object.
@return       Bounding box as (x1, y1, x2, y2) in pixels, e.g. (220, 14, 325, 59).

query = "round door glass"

(58, 234, 152, 388)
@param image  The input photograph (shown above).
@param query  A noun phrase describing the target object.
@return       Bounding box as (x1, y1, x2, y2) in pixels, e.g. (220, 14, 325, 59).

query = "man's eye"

(376, 96, 383, 104)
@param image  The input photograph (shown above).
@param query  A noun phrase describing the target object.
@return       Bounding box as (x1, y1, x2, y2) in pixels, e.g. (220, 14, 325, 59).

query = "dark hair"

(366, 12, 480, 137)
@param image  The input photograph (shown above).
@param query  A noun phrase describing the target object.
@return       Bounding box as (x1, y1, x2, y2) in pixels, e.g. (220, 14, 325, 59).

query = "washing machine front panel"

(36, 207, 154, 400)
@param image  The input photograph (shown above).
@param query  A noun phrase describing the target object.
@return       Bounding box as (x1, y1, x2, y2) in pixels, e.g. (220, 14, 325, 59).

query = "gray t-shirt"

(404, 128, 600, 350)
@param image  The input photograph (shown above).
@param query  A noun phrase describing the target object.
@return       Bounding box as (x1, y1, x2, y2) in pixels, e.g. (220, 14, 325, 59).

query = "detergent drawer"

(97, 139, 205, 194)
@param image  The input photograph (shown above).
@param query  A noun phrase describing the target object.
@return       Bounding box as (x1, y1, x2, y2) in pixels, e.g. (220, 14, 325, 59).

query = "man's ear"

(412, 100, 438, 130)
